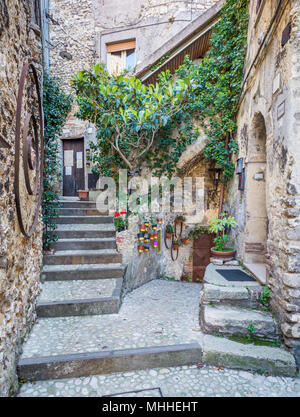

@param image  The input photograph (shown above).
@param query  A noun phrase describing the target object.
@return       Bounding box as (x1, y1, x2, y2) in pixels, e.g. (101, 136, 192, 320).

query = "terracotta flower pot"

(78, 190, 89, 201)
(165, 232, 172, 239)
(140, 224, 146, 232)
(181, 238, 189, 245)
(210, 248, 236, 259)
(173, 244, 180, 250)
(138, 245, 144, 253)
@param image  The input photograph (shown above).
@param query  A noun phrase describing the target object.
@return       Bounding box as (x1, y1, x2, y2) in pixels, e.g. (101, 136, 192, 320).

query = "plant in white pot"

(209, 212, 237, 259)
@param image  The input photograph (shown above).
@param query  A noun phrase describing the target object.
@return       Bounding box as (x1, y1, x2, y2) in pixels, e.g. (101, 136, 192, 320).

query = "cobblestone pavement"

(18, 364, 300, 397)
(21, 280, 203, 358)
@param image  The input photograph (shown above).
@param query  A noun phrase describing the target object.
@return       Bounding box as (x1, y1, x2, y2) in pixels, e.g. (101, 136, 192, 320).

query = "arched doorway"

(244, 112, 267, 272)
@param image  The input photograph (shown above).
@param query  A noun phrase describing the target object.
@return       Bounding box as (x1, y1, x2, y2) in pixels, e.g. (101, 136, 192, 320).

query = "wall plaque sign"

(14, 62, 43, 238)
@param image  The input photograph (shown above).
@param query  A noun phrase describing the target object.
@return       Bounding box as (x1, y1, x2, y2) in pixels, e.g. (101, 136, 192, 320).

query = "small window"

(106, 40, 136, 75)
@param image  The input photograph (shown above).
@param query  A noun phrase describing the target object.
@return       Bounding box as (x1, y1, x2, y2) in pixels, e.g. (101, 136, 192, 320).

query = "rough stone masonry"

(0, 0, 43, 397)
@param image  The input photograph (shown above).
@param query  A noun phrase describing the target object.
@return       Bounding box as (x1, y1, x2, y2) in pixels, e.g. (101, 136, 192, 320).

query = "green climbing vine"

(42, 73, 72, 249)
(176, 0, 249, 182)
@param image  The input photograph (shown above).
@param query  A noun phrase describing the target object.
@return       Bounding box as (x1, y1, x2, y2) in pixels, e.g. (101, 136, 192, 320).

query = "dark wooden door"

(63, 139, 85, 196)
(193, 233, 214, 281)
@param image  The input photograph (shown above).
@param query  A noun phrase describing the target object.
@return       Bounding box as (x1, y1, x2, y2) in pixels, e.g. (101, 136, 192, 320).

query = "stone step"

(52, 224, 116, 239)
(202, 283, 261, 309)
(202, 335, 296, 377)
(201, 304, 279, 340)
(56, 216, 114, 225)
(58, 200, 97, 209)
(18, 344, 202, 382)
(42, 263, 126, 281)
(43, 249, 122, 266)
(59, 208, 107, 216)
(36, 278, 123, 318)
(52, 238, 116, 251)
(17, 281, 203, 381)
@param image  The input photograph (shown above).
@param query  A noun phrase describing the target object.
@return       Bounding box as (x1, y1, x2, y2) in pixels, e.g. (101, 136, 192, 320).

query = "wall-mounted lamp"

(209, 167, 222, 190)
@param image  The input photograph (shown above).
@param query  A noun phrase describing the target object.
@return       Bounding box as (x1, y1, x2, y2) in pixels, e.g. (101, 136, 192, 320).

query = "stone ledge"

(202, 335, 297, 377)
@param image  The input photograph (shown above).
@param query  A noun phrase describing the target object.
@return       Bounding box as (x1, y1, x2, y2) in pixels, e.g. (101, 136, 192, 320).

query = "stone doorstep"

(202, 283, 262, 309)
(200, 304, 279, 341)
(43, 250, 122, 266)
(55, 216, 113, 225)
(42, 264, 126, 281)
(51, 238, 116, 251)
(17, 338, 297, 382)
(36, 279, 123, 318)
(17, 344, 203, 381)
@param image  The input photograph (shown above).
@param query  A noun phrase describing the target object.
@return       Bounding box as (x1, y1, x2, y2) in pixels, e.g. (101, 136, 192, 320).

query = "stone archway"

(244, 112, 267, 267)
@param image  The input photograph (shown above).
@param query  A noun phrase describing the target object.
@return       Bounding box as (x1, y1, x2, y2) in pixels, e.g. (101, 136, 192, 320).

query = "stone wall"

(0, 0, 43, 396)
(226, 0, 300, 366)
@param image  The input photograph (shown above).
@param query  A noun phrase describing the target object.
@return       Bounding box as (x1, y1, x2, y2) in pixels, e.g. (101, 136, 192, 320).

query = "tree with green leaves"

(71, 0, 248, 183)
(71, 65, 198, 177)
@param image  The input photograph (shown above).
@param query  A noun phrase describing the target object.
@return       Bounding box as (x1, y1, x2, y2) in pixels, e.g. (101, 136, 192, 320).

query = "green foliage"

(71, 0, 248, 182)
(43, 74, 72, 249)
(188, 225, 211, 240)
(71, 63, 199, 178)
(209, 212, 237, 251)
(176, 0, 248, 182)
(166, 224, 174, 233)
(260, 286, 271, 310)
(247, 321, 256, 341)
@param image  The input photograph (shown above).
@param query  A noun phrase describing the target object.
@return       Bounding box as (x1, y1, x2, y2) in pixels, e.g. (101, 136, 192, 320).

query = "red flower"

(120, 210, 126, 215)
(114, 213, 120, 218)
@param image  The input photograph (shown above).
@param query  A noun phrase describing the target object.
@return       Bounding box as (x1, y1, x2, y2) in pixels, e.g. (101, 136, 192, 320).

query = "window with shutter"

(106, 40, 136, 75)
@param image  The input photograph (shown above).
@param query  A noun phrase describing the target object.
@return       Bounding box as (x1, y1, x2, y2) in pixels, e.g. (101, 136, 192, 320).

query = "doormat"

(103, 387, 163, 397)
(216, 269, 256, 282)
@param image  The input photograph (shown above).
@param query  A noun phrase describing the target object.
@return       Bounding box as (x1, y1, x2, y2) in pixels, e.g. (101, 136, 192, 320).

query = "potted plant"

(137, 233, 144, 242)
(172, 239, 182, 250)
(157, 218, 163, 225)
(152, 240, 158, 248)
(209, 212, 237, 259)
(181, 237, 189, 245)
(140, 224, 146, 232)
(138, 245, 144, 253)
(78, 190, 89, 201)
(181, 274, 189, 281)
(114, 212, 128, 232)
(144, 245, 150, 252)
(175, 215, 185, 224)
(165, 224, 173, 238)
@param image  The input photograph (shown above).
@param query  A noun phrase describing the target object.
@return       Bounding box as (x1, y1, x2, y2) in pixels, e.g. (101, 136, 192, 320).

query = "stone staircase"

(16, 210, 297, 392)
(199, 264, 296, 376)
(37, 200, 124, 318)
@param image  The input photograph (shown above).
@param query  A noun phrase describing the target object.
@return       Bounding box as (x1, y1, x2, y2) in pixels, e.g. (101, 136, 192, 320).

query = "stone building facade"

(225, 0, 300, 366)
(46, 0, 219, 193)
(0, 0, 43, 396)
